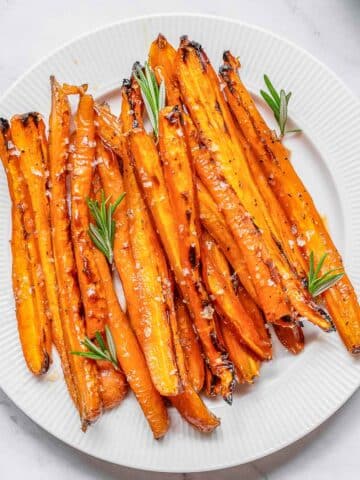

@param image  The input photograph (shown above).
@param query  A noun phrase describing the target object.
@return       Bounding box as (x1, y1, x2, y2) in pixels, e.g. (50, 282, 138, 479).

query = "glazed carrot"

(169, 302, 220, 432)
(237, 281, 304, 355)
(123, 73, 233, 401)
(10, 114, 62, 357)
(114, 88, 180, 396)
(176, 38, 332, 332)
(148, 33, 182, 106)
(48, 79, 102, 425)
(97, 359, 127, 410)
(175, 299, 205, 393)
(197, 179, 256, 299)
(95, 142, 170, 438)
(94, 103, 124, 157)
(129, 129, 234, 402)
(220, 323, 260, 383)
(98, 80, 232, 400)
(131, 168, 219, 432)
(0, 120, 50, 375)
(197, 181, 304, 353)
(221, 51, 360, 353)
(186, 126, 292, 325)
(203, 365, 218, 398)
(158, 107, 201, 285)
(148, 35, 267, 331)
(122, 144, 180, 396)
(201, 232, 272, 360)
(119, 78, 144, 129)
(70, 93, 108, 339)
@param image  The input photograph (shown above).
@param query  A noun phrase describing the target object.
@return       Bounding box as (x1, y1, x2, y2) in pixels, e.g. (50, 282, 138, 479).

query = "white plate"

(0, 13, 360, 473)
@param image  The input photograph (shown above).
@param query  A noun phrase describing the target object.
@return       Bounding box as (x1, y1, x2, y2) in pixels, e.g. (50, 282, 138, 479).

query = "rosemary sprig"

(260, 74, 301, 138)
(87, 190, 125, 264)
(133, 62, 166, 138)
(71, 325, 119, 370)
(308, 251, 344, 297)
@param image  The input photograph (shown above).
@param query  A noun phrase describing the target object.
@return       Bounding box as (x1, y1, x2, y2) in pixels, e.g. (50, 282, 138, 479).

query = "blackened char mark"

(21, 112, 41, 127)
(188, 244, 197, 268)
(156, 33, 167, 49)
(122, 78, 131, 90)
(165, 105, 181, 125)
(0, 118, 9, 133)
(179, 36, 208, 72)
(132, 61, 142, 77)
(189, 40, 208, 72)
(40, 352, 50, 375)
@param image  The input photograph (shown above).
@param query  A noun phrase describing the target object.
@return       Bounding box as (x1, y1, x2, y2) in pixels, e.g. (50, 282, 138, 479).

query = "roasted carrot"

(97, 80, 232, 400)
(129, 129, 234, 402)
(10, 114, 61, 357)
(170, 303, 220, 432)
(122, 143, 180, 396)
(237, 281, 304, 355)
(102, 90, 180, 396)
(221, 51, 360, 353)
(97, 360, 127, 410)
(203, 365, 218, 398)
(70, 93, 108, 339)
(201, 232, 272, 360)
(120, 73, 233, 401)
(197, 179, 262, 303)
(175, 299, 205, 393)
(148, 33, 182, 106)
(94, 103, 124, 157)
(132, 174, 219, 432)
(176, 38, 332, 332)
(220, 322, 260, 383)
(94, 142, 170, 437)
(48, 79, 102, 425)
(119, 78, 144, 129)
(198, 182, 304, 354)
(0, 120, 50, 375)
(149, 36, 281, 342)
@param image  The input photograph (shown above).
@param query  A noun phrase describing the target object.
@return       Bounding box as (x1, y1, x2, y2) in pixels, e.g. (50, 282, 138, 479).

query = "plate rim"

(0, 12, 359, 473)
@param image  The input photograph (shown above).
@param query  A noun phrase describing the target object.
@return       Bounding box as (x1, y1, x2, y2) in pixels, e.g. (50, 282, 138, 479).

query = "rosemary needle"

(308, 251, 344, 297)
(133, 62, 166, 138)
(260, 74, 301, 138)
(87, 190, 125, 264)
(71, 325, 119, 370)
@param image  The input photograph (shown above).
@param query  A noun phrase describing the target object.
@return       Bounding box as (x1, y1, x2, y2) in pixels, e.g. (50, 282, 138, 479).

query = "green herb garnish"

(308, 251, 344, 297)
(133, 62, 165, 138)
(71, 325, 119, 369)
(260, 74, 301, 138)
(87, 190, 125, 264)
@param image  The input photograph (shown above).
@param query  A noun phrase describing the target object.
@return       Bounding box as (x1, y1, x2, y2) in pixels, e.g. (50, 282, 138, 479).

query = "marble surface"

(1, 0, 359, 478)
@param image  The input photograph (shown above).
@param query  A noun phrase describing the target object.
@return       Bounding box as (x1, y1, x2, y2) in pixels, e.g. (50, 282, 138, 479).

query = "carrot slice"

(70, 93, 108, 339)
(0, 121, 50, 375)
(221, 51, 360, 353)
(122, 143, 180, 396)
(175, 299, 205, 393)
(48, 79, 102, 425)
(176, 38, 332, 332)
(202, 232, 272, 360)
(95, 141, 170, 438)
(129, 129, 234, 403)
(220, 323, 260, 383)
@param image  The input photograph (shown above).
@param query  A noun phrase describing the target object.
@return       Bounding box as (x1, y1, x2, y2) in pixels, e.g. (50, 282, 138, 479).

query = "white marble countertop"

(1, 0, 359, 478)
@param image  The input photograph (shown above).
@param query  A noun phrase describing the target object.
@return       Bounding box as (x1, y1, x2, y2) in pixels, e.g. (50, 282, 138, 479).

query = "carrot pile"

(0, 34, 359, 438)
